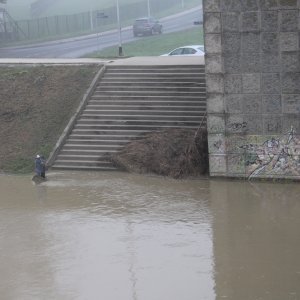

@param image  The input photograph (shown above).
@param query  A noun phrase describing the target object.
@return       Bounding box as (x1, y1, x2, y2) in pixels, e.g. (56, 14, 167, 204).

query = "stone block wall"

(204, 0, 300, 180)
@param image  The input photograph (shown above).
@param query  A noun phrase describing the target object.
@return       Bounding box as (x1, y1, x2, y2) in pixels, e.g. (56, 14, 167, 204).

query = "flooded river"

(0, 171, 299, 300)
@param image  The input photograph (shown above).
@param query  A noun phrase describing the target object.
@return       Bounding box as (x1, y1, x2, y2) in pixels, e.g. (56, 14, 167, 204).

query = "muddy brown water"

(0, 171, 299, 300)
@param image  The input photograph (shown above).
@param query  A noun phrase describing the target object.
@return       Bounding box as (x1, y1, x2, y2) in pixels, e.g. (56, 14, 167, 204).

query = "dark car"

(133, 17, 163, 37)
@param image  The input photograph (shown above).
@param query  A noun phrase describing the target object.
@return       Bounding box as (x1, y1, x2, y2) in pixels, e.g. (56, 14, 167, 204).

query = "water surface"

(0, 172, 299, 300)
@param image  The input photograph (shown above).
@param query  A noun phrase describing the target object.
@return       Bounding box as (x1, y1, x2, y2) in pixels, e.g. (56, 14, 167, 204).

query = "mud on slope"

(0, 64, 100, 173)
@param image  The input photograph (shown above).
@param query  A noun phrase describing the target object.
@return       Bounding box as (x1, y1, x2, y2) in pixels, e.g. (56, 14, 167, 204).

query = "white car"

(161, 45, 205, 56)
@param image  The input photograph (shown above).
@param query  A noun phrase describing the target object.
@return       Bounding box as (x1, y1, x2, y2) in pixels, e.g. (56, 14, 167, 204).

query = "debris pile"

(111, 128, 209, 179)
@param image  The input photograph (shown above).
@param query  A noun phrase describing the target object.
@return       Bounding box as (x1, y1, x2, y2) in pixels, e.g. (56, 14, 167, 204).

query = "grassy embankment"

(0, 65, 99, 174)
(87, 26, 204, 58)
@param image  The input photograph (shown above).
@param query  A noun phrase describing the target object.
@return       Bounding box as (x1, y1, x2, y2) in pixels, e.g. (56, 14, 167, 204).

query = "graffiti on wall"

(239, 127, 300, 179)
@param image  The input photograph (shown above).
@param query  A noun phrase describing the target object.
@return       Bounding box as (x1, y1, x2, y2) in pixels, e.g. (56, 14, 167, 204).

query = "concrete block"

(262, 95, 282, 113)
(204, 33, 222, 53)
(280, 10, 298, 31)
(283, 114, 300, 133)
(203, 0, 221, 12)
(244, 114, 263, 134)
(241, 52, 261, 73)
(223, 32, 241, 53)
(226, 134, 247, 154)
(263, 115, 283, 134)
(208, 133, 226, 154)
(282, 73, 300, 93)
(205, 53, 223, 73)
(207, 94, 224, 113)
(261, 33, 279, 53)
(242, 74, 261, 94)
(221, 12, 240, 32)
(223, 53, 241, 73)
(280, 32, 299, 51)
(206, 74, 224, 93)
(243, 94, 262, 113)
(224, 74, 242, 94)
(207, 114, 226, 133)
(261, 10, 279, 32)
(241, 12, 259, 32)
(204, 13, 222, 33)
(225, 94, 243, 113)
(227, 153, 246, 175)
(281, 51, 300, 72)
(261, 73, 281, 94)
(282, 94, 300, 113)
(259, 0, 278, 10)
(242, 32, 260, 53)
(241, 0, 259, 11)
(279, 0, 297, 8)
(209, 154, 227, 174)
(220, 0, 242, 11)
(226, 114, 246, 134)
(261, 52, 280, 72)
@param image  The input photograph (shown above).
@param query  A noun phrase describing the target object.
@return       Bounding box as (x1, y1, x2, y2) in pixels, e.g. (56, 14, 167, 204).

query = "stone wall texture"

(204, 0, 300, 180)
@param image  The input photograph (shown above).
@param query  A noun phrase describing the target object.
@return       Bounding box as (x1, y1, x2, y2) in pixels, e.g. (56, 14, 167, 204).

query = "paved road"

(0, 6, 202, 59)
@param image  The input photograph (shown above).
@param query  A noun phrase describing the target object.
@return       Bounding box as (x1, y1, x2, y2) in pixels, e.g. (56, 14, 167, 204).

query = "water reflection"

(0, 172, 299, 300)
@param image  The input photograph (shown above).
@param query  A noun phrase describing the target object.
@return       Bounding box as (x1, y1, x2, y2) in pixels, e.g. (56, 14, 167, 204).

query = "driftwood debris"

(111, 128, 209, 179)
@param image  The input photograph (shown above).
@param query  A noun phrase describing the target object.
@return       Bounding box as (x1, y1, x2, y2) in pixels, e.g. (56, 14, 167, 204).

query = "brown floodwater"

(0, 171, 299, 300)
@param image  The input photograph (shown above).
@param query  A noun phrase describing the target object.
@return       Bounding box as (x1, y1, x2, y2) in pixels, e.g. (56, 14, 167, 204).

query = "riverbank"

(0, 63, 209, 178)
(0, 65, 100, 173)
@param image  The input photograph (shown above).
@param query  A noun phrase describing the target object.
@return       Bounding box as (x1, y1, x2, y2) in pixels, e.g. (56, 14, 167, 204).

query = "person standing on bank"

(35, 154, 46, 178)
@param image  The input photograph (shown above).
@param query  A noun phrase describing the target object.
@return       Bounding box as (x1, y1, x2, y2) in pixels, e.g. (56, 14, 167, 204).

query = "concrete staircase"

(51, 64, 206, 171)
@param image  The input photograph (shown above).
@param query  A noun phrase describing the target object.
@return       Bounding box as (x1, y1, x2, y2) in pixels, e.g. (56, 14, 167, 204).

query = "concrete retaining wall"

(204, 0, 300, 180)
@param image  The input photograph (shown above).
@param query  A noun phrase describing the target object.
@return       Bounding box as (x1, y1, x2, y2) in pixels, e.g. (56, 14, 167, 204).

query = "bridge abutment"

(204, 0, 300, 179)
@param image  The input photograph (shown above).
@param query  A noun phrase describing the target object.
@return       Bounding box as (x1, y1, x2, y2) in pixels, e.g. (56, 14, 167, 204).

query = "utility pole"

(116, 0, 123, 56)
(147, 0, 151, 18)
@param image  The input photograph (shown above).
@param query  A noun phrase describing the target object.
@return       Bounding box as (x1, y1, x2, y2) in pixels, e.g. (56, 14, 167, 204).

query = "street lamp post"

(147, 0, 151, 18)
(116, 0, 123, 56)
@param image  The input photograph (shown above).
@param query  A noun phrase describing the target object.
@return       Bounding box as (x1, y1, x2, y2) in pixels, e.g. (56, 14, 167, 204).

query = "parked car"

(133, 17, 163, 36)
(161, 45, 205, 56)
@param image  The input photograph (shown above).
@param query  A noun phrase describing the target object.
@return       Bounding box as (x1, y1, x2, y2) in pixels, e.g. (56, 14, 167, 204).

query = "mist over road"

(0, 6, 202, 58)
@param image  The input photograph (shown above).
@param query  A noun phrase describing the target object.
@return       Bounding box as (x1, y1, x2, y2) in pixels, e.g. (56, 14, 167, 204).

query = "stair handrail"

(46, 64, 107, 167)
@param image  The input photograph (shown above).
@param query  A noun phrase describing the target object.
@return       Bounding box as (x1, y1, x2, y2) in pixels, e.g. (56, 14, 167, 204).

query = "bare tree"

(0, 0, 7, 3)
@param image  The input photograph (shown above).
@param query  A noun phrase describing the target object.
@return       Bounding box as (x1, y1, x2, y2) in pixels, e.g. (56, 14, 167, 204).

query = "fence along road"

(0, 6, 202, 58)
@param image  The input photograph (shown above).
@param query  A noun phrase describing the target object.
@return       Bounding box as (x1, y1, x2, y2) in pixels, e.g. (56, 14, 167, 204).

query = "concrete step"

(63, 144, 124, 150)
(101, 77, 206, 83)
(103, 72, 205, 78)
(73, 124, 199, 131)
(82, 109, 205, 116)
(56, 154, 111, 161)
(96, 83, 205, 92)
(98, 81, 206, 87)
(66, 139, 130, 145)
(105, 70, 205, 75)
(106, 66, 205, 71)
(90, 95, 206, 101)
(79, 115, 204, 121)
(72, 129, 151, 135)
(68, 134, 141, 140)
(59, 149, 119, 156)
(88, 100, 206, 106)
(51, 165, 118, 171)
(95, 91, 206, 96)
(76, 120, 202, 127)
(83, 106, 206, 112)
(54, 159, 114, 167)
